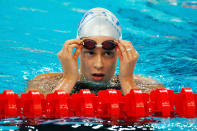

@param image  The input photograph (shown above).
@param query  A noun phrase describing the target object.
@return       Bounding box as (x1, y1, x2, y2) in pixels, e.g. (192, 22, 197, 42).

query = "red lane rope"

(0, 88, 196, 118)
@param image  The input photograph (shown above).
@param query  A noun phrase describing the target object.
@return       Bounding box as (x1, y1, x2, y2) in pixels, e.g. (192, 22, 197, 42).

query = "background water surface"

(0, 0, 197, 130)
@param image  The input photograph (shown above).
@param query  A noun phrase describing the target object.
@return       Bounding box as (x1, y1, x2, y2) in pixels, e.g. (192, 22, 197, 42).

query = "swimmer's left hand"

(115, 40, 139, 94)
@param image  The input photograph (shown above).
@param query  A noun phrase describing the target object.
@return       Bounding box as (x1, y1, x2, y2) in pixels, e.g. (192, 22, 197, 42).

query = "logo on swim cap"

(77, 8, 122, 40)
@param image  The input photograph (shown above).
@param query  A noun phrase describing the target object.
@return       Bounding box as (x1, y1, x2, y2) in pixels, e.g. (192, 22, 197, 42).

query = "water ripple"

(17, 7, 48, 13)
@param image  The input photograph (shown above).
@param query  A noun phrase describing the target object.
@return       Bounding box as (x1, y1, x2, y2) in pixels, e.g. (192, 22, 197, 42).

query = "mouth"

(92, 73, 105, 81)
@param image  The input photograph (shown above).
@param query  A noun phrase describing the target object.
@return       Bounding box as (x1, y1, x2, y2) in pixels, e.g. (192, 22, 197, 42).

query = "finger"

(62, 39, 82, 54)
(121, 40, 138, 59)
(128, 42, 139, 59)
(65, 39, 82, 45)
(114, 40, 119, 46)
(114, 40, 123, 60)
(117, 41, 129, 60)
(116, 46, 123, 61)
(57, 50, 63, 60)
(124, 43, 134, 60)
(129, 41, 138, 55)
(126, 48, 133, 60)
(57, 50, 66, 64)
(68, 44, 81, 56)
(73, 46, 82, 60)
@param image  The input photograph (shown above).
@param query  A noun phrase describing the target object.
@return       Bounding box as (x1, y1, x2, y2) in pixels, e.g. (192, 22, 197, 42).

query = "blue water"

(0, 0, 197, 130)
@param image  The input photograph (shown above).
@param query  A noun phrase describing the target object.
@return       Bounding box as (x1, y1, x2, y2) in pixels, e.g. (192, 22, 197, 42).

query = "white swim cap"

(77, 8, 122, 40)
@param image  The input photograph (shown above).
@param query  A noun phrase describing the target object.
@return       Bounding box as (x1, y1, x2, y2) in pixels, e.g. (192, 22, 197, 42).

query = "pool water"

(0, 0, 197, 130)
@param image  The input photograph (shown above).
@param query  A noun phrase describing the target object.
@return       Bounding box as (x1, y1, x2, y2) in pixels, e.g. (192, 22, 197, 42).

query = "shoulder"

(26, 73, 63, 94)
(33, 72, 64, 80)
(133, 74, 158, 83)
(133, 74, 165, 93)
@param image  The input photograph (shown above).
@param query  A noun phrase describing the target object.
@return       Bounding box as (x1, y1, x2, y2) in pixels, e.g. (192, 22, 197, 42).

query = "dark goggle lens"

(83, 39, 96, 50)
(102, 40, 116, 50)
(82, 39, 116, 50)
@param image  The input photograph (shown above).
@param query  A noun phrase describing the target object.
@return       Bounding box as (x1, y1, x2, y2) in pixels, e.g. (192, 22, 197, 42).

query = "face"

(79, 36, 118, 83)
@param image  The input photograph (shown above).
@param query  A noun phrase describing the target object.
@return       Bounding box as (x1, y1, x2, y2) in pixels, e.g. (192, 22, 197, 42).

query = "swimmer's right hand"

(57, 39, 82, 81)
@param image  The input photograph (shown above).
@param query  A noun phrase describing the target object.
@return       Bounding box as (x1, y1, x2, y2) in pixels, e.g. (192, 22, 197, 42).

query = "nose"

(94, 54, 104, 70)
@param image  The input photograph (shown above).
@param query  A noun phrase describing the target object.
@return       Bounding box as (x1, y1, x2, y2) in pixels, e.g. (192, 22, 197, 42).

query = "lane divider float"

(0, 88, 197, 118)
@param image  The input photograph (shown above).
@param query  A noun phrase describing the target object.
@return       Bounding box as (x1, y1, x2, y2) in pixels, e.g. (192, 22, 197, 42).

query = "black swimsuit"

(72, 81, 121, 95)
(72, 75, 121, 95)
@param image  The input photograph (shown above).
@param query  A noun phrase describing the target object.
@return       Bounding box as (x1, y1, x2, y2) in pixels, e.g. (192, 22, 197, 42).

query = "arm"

(115, 40, 139, 95)
(51, 39, 82, 94)
(120, 77, 137, 95)
(52, 75, 77, 94)
(120, 75, 165, 95)
(115, 40, 165, 95)
(134, 74, 165, 93)
(33, 73, 63, 79)
(25, 73, 63, 95)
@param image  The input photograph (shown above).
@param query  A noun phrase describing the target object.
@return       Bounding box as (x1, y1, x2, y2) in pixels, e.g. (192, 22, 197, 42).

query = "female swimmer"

(26, 8, 165, 95)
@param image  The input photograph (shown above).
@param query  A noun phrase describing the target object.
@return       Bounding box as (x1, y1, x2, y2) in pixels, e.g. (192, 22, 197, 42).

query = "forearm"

(120, 77, 138, 95)
(52, 76, 77, 94)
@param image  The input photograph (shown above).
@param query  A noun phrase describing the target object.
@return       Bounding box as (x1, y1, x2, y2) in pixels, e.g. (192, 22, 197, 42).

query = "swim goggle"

(81, 39, 117, 50)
